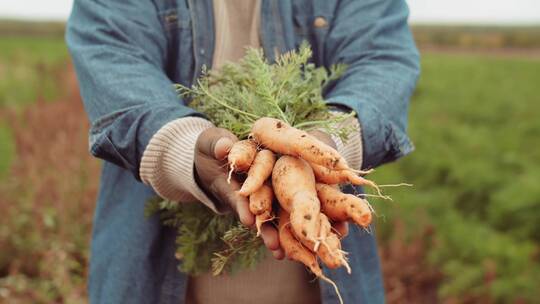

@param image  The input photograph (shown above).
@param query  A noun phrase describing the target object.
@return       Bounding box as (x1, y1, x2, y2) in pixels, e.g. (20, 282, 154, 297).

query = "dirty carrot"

(251, 117, 349, 170)
(278, 210, 344, 304)
(227, 139, 257, 182)
(272, 155, 322, 246)
(238, 149, 276, 196)
(316, 183, 373, 228)
(310, 163, 377, 188)
(248, 184, 274, 236)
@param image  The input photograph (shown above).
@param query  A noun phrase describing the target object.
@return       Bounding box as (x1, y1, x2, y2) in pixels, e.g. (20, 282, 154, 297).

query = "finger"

(260, 224, 280, 251)
(209, 175, 255, 226)
(333, 221, 349, 238)
(197, 127, 238, 158)
(272, 249, 285, 260)
(235, 195, 255, 227)
(214, 137, 234, 160)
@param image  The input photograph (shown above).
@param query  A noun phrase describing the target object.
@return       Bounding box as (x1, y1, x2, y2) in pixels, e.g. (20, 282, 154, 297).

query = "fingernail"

(214, 137, 234, 159)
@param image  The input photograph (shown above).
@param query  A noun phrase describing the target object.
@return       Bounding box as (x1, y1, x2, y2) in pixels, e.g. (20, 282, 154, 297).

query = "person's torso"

(154, 0, 338, 88)
(91, 163, 384, 304)
(186, 1, 321, 303)
(88, 1, 386, 303)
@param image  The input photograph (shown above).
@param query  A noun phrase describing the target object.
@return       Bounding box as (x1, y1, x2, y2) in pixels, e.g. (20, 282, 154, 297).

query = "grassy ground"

(0, 122, 14, 178)
(0, 36, 68, 174)
(0, 36, 68, 109)
(0, 37, 99, 303)
(374, 53, 540, 303)
(0, 30, 539, 303)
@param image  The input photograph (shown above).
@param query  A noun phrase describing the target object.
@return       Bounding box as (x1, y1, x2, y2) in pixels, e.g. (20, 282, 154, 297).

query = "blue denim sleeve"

(323, 0, 420, 169)
(66, 0, 204, 179)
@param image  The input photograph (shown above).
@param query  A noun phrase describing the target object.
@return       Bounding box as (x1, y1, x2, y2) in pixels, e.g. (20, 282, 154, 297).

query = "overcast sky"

(0, 0, 539, 24)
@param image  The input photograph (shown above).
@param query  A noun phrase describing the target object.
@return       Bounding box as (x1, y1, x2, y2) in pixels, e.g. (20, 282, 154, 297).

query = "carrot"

(251, 117, 349, 170)
(302, 213, 350, 272)
(238, 149, 276, 196)
(271, 156, 349, 272)
(317, 231, 349, 272)
(248, 184, 274, 236)
(228, 139, 257, 172)
(254, 211, 273, 237)
(310, 163, 376, 188)
(227, 139, 257, 183)
(272, 155, 321, 245)
(248, 184, 273, 215)
(316, 183, 373, 228)
(278, 209, 322, 276)
(278, 210, 344, 304)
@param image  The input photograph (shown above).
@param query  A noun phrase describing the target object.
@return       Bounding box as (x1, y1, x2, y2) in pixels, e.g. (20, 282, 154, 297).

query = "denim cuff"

(89, 104, 206, 180)
(327, 98, 414, 169)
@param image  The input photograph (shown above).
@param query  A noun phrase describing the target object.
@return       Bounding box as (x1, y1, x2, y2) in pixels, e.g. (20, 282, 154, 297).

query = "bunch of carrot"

(226, 117, 380, 302)
(149, 45, 402, 302)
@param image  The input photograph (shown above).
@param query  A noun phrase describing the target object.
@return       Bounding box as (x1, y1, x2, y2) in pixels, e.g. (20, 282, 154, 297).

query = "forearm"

(330, 115, 363, 170)
(140, 117, 221, 212)
(319, 110, 363, 170)
(66, 0, 204, 179)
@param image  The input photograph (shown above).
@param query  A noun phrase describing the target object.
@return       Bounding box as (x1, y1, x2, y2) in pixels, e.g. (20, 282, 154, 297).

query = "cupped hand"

(194, 127, 284, 259)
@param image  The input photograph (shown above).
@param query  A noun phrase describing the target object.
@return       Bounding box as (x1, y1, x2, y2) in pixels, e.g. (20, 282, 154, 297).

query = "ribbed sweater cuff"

(330, 112, 363, 171)
(140, 117, 220, 212)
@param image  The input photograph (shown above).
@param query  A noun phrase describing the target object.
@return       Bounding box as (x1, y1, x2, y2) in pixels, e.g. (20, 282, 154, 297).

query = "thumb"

(196, 127, 238, 159)
(214, 137, 235, 160)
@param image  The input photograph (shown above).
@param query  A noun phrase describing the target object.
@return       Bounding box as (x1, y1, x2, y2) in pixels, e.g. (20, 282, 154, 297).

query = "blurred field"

(0, 22, 539, 303)
(413, 25, 540, 49)
(0, 34, 99, 303)
(374, 53, 540, 303)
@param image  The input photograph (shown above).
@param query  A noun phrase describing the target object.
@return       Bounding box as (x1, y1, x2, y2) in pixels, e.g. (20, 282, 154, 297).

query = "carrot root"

(378, 183, 414, 187)
(227, 164, 234, 184)
(319, 274, 344, 304)
(279, 211, 344, 304)
(350, 168, 375, 175)
(255, 211, 274, 237)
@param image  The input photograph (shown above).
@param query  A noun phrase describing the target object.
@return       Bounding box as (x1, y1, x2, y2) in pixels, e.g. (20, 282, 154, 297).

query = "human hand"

(194, 127, 284, 258)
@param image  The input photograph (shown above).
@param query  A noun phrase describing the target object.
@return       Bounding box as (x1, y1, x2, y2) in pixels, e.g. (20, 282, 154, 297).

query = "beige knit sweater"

(139, 1, 363, 303)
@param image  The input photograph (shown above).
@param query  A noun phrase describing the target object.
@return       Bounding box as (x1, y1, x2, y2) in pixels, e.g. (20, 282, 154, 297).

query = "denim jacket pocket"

(157, 2, 195, 85)
(158, 5, 191, 32)
(293, 12, 333, 66)
(312, 13, 332, 66)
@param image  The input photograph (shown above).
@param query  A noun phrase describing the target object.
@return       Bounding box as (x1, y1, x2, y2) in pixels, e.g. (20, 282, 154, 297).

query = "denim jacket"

(66, 0, 419, 303)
